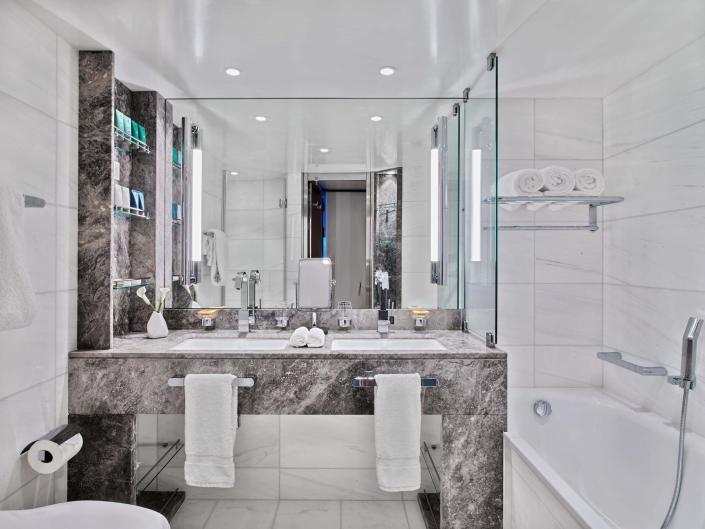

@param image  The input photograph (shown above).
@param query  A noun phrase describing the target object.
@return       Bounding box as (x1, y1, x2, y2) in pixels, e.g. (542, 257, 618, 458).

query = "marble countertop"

(70, 330, 505, 360)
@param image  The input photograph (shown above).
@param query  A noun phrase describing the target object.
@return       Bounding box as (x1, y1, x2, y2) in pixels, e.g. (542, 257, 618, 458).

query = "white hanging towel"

(374, 373, 422, 492)
(0, 190, 37, 330)
(203, 229, 228, 286)
(184, 374, 238, 487)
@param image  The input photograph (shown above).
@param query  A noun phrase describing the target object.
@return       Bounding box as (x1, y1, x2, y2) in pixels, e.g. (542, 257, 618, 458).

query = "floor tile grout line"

(201, 499, 219, 529)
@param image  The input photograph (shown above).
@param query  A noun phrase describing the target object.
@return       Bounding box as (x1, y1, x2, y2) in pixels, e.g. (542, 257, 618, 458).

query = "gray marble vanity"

(68, 330, 506, 528)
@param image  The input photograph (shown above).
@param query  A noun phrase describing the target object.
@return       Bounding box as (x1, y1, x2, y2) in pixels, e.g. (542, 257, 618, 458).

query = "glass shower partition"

(463, 54, 499, 344)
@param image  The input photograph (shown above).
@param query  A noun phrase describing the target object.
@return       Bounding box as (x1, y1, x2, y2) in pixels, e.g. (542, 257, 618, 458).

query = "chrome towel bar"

(167, 375, 255, 387)
(596, 352, 668, 376)
(352, 375, 439, 388)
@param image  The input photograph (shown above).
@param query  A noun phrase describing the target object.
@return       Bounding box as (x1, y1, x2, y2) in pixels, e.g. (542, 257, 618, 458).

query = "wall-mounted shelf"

(114, 126, 151, 154)
(113, 278, 153, 290)
(489, 195, 624, 231)
(113, 206, 151, 220)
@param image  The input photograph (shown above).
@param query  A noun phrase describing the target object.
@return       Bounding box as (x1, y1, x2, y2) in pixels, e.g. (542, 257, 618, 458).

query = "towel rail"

(352, 375, 439, 388)
(167, 375, 255, 387)
(596, 352, 668, 376)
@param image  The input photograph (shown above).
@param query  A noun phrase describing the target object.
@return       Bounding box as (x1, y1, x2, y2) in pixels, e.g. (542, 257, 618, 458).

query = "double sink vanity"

(68, 326, 507, 529)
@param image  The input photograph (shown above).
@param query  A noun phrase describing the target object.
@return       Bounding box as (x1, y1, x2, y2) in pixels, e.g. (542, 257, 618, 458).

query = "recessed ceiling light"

(224, 67, 241, 76)
(255, 116, 267, 122)
(379, 66, 396, 76)
(319, 148, 329, 153)
(229, 171, 239, 176)
(370, 115, 383, 122)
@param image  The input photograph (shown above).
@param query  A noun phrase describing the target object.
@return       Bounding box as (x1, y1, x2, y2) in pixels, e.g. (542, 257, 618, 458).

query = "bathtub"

(504, 388, 705, 529)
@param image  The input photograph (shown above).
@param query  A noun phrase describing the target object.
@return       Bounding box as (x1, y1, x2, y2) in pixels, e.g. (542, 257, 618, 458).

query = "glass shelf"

(114, 126, 150, 154)
(113, 206, 151, 220)
(113, 278, 153, 290)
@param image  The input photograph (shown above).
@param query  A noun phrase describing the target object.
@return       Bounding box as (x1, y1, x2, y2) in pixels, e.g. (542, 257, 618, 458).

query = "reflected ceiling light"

(224, 67, 241, 76)
(319, 148, 329, 153)
(379, 66, 396, 76)
(255, 115, 267, 122)
(229, 171, 239, 176)
(370, 115, 383, 122)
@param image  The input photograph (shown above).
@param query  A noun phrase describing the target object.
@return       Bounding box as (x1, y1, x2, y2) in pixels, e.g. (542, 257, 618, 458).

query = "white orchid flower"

(136, 286, 155, 310)
(157, 287, 171, 313)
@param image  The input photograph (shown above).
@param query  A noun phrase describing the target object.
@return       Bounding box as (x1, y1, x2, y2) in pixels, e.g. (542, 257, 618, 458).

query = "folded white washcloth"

(374, 374, 422, 492)
(203, 229, 228, 286)
(574, 168, 605, 195)
(0, 189, 37, 330)
(290, 326, 310, 347)
(184, 374, 237, 488)
(307, 327, 326, 348)
(540, 166, 576, 195)
(497, 169, 543, 211)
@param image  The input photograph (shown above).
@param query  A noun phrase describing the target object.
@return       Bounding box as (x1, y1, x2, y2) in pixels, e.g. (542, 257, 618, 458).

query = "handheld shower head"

(681, 317, 703, 386)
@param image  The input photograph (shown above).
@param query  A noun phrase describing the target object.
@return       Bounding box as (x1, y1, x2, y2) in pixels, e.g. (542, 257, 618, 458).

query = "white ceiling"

(21, 0, 705, 100)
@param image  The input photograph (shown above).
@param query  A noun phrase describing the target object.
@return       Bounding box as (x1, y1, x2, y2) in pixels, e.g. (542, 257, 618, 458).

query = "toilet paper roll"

(27, 433, 83, 475)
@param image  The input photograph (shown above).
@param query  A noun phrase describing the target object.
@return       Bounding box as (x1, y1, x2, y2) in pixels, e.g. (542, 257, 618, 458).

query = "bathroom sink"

(171, 338, 289, 351)
(331, 338, 446, 351)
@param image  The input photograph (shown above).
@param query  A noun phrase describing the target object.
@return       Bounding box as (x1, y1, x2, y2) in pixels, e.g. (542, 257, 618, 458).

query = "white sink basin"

(331, 338, 446, 351)
(171, 338, 289, 351)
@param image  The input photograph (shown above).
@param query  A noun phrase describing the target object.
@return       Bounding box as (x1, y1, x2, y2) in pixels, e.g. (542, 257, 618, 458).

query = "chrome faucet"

(375, 271, 393, 335)
(233, 272, 251, 333)
(668, 317, 703, 389)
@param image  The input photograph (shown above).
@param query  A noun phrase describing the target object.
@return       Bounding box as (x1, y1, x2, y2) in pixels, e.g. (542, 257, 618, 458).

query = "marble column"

(78, 51, 115, 350)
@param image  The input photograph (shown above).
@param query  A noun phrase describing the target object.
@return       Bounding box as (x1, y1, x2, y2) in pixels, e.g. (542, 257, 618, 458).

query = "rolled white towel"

(307, 327, 326, 348)
(574, 168, 605, 195)
(497, 169, 544, 211)
(289, 326, 309, 347)
(540, 166, 576, 195)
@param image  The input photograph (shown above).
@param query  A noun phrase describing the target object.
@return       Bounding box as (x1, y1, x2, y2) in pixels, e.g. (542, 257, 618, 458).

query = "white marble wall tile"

(171, 500, 217, 529)
(535, 284, 602, 345)
(262, 179, 285, 210)
(401, 272, 437, 308)
(54, 290, 77, 372)
(228, 240, 264, 270)
(56, 37, 78, 128)
(535, 230, 602, 284)
(0, 293, 56, 400)
(401, 201, 430, 237)
(0, 0, 57, 119)
(55, 206, 78, 291)
(341, 501, 407, 529)
(227, 180, 264, 211)
(499, 99, 535, 160)
(405, 500, 427, 529)
(604, 207, 705, 290)
(498, 231, 534, 284)
(226, 210, 263, 240)
(502, 345, 535, 388)
(604, 36, 705, 158)
(280, 469, 401, 501)
(497, 284, 534, 346)
(262, 241, 284, 270)
(263, 209, 285, 239)
(56, 122, 78, 208)
(535, 99, 602, 160)
(280, 415, 375, 469)
(273, 500, 341, 529)
(603, 120, 705, 219)
(22, 203, 57, 294)
(401, 236, 430, 274)
(260, 270, 285, 306)
(158, 467, 279, 500)
(204, 500, 278, 529)
(0, 475, 54, 510)
(534, 345, 603, 387)
(0, 93, 57, 204)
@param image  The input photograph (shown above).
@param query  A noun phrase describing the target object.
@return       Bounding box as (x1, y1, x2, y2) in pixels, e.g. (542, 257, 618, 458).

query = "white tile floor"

(171, 499, 427, 529)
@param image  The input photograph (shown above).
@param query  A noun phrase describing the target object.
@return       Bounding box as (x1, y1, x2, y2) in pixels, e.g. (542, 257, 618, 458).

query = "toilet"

(0, 500, 169, 529)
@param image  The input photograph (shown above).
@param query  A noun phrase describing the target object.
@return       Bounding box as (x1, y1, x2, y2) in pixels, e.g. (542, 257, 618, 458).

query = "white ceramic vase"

(147, 311, 168, 339)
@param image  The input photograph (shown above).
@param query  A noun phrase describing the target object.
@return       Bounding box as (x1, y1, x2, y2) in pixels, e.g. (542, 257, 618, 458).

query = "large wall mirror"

(164, 98, 462, 310)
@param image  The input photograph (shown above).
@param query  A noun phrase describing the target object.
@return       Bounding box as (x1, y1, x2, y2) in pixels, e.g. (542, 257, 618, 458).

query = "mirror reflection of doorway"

(307, 176, 368, 308)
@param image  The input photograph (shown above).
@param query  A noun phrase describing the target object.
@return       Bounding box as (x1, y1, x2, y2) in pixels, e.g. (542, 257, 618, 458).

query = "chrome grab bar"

(596, 352, 668, 376)
(167, 375, 255, 387)
(352, 375, 439, 388)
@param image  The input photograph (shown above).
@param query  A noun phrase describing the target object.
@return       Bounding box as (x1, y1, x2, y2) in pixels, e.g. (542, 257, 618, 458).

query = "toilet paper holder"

(20, 423, 81, 457)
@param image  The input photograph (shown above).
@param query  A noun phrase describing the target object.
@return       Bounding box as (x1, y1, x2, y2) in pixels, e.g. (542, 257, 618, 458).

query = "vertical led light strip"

(429, 147, 440, 263)
(470, 149, 482, 262)
(191, 147, 203, 262)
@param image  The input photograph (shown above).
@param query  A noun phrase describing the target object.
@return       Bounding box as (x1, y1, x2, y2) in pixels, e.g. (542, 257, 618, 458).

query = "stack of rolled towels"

(498, 165, 605, 211)
(289, 326, 325, 348)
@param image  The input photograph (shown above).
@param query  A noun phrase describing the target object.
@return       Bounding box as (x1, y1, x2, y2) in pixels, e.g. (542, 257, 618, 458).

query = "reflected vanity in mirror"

(164, 99, 463, 313)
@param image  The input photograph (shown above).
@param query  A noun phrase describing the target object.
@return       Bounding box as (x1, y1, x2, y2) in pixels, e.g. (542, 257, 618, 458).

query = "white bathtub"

(504, 388, 705, 529)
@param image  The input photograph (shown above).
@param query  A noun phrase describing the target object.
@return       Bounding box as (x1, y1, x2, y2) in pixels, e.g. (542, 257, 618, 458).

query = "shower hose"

(659, 386, 689, 529)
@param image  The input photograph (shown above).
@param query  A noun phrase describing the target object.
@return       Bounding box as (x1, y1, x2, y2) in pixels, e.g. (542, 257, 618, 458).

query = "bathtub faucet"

(668, 317, 703, 390)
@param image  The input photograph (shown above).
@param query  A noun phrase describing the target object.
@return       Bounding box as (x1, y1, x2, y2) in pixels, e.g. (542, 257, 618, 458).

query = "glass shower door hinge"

(485, 332, 496, 348)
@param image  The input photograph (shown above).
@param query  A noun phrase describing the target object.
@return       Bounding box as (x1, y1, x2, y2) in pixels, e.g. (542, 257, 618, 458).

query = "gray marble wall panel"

(78, 51, 114, 350)
(442, 414, 505, 529)
(69, 357, 505, 416)
(163, 308, 462, 331)
(68, 413, 136, 503)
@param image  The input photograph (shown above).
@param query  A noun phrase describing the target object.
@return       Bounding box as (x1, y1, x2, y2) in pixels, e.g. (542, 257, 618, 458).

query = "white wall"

(495, 97, 605, 389)
(602, 35, 705, 436)
(0, 0, 78, 509)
